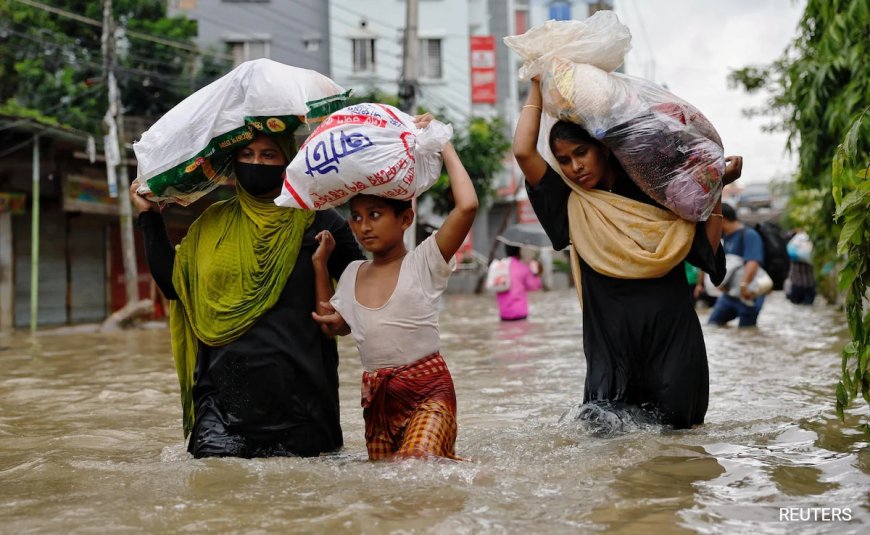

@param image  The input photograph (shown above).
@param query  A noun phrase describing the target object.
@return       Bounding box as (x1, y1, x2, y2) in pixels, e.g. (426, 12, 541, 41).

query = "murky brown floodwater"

(1, 290, 867, 534)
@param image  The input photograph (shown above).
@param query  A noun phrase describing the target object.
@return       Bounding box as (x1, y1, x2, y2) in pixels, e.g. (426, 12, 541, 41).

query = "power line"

(5, 24, 214, 94)
(11, 0, 232, 60)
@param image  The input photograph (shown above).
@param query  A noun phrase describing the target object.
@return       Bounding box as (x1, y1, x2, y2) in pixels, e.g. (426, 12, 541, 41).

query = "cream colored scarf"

(563, 176, 695, 305)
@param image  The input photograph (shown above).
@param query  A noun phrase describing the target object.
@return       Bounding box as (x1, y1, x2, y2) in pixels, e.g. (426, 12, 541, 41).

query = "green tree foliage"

(832, 108, 869, 428)
(344, 88, 400, 109)
(428, 116, 512, 213)
(730, 0, 869, 426)
(0, 0, 230, 133)
(728, 0, 869, 302)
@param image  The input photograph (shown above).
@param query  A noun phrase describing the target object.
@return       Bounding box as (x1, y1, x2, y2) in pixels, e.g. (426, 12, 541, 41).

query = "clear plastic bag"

(503, 10, 632, 79)
(484, 258, 511, 293)
(506, 13, 725, 221)
(275, 103, 452, 210)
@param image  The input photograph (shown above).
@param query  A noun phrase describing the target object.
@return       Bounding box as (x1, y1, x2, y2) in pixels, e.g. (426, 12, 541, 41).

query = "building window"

(419, 38, 442, 79)
(228, 40, 270, 66)
(302, 36, 321, 52)
(549, 1, 571, 21)
(352, 38, 376, 73)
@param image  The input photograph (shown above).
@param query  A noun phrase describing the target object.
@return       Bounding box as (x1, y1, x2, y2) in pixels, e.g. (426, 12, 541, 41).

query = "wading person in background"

(496, 245, 543, 321)
(512, 77, 741, 430)
(785, 228, 816, 305)
(311, 114, 478, 460)
(130, 133, 364, 458)
(706, 203, 766, 327)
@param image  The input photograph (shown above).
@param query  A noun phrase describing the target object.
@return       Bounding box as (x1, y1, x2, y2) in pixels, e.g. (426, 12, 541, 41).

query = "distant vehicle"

(736, 183, 772, 211)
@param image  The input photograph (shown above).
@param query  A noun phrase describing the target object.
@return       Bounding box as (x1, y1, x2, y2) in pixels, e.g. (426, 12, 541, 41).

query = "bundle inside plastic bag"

(503, 11, 632, 79)
(505, 11, 725, 221)
(133, 58, 350, 206)
(275, 103, 452, 210)
(787, 231, 813, 263)
(704, 254, 773, 304)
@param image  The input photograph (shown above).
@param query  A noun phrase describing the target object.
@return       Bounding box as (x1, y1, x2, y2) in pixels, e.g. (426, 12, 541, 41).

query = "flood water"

(1, 290, 868, 534)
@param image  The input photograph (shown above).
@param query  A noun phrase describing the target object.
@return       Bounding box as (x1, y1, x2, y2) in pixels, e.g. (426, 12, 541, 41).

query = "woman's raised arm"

(512, 78, 548, 187)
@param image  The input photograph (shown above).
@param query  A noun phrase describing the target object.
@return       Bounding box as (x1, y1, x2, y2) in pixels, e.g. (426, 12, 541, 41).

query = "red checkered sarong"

(361, 352, 458, 461)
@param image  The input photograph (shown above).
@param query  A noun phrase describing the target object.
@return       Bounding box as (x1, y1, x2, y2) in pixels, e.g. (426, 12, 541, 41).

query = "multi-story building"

(170, 0, 331, 72)
(328, 0, 482, 125)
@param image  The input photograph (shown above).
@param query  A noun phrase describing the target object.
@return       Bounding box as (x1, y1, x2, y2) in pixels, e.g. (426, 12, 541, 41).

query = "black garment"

(526, 166, 725, 428)
(139, 208, 364, 458)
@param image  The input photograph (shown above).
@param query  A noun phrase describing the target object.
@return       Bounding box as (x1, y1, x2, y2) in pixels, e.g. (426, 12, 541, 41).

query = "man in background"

(706, 203, 766, 327)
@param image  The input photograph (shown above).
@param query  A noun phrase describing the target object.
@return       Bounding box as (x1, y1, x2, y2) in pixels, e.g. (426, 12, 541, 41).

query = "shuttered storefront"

(68, 215, 107, 323)
(13, 212, 108, 327)
(13, 211, 67, 327)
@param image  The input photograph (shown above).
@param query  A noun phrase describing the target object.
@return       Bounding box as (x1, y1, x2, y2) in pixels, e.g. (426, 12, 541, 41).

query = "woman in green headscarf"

(130, 133, 364, 458)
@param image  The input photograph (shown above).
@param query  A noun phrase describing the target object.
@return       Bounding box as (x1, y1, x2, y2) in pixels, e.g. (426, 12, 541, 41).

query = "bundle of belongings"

(276, 103, 452, 210)
(504, 11, 725, 222)
(134, 58, 350, 206)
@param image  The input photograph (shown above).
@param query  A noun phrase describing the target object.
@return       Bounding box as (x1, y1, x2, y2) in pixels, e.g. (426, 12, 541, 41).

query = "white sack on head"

(503, 10, 632, 79)
(133, 58, 349, 206)
(275, 103, 452, 210)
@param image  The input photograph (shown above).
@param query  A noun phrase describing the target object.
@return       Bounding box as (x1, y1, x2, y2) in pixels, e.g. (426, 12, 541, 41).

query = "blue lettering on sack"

(304, 129, 375, 176)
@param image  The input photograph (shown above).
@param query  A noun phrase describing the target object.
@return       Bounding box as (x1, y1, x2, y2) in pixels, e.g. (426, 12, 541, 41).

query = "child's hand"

(413, 112, 435, 130)
(313, 230, 335, 267)
(312, 301, 350, 337)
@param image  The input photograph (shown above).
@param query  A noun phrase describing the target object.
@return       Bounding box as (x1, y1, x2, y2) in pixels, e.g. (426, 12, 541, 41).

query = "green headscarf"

(169, 138, 313, 437)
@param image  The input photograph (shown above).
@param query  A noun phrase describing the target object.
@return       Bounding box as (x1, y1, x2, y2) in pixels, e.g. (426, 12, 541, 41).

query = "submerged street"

(1, 289, 868, 533)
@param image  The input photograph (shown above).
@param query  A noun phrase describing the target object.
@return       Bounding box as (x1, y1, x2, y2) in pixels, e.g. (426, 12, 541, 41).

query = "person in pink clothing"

(496, 245, 543, 321)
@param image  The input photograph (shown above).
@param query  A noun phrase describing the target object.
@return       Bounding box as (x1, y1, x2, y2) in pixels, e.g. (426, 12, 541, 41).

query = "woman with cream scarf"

(513, 79, 740, 429)
(130, 134, 364, 457)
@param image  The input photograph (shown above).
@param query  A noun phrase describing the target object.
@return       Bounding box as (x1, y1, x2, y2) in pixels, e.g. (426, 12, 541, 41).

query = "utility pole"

(398, 0, 419, 115)
(399, 0, 419, 250)
(29, 135, 39, 332)
(102, 0, 139, 307)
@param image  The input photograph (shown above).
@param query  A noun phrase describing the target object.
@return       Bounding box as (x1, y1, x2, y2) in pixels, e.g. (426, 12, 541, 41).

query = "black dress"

(527, 166, 725, 428)
(139, 209, 364, 457)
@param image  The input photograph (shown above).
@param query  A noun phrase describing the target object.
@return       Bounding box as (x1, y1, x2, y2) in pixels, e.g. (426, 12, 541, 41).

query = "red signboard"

(517, 199, 540, 224)
(470, 36, 496, 104)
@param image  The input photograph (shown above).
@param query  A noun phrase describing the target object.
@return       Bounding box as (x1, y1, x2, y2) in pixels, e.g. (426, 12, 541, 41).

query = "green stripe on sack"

(145, 125, 254, 196)
(305, 89, 353, 120)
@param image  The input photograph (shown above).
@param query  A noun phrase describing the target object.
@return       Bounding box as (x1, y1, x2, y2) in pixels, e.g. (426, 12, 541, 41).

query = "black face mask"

(235, 162, 285, 196)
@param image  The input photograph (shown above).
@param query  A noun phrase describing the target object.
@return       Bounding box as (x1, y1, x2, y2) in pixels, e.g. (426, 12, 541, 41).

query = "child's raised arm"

(433, 142, 478, 262)
(512, 78, 548, 187)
